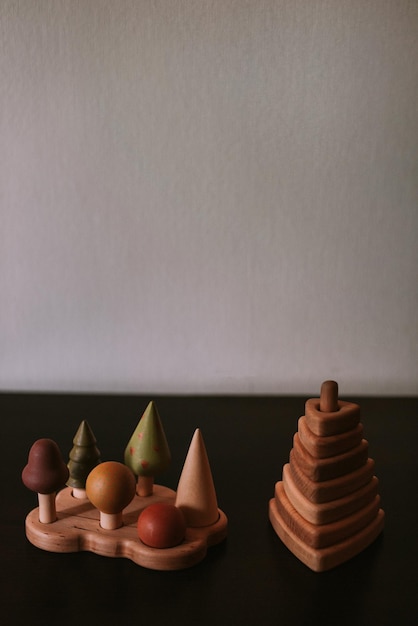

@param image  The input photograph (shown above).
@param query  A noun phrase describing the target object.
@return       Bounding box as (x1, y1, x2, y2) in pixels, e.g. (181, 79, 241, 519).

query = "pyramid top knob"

(319, 380, 339, 412)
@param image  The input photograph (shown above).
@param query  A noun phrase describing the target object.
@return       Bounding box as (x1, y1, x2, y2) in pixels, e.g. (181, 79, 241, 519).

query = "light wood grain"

(289, 456, 375, 503)
(282, 464, 379, 525)
(175, 429, 219, 527)
(292, 433, 369, 482)
(269, 492, 385, 572)
(272, 481, 382, 549)
(37, 493, 57, 524)
(71, 487, 87, 499)
(298, 416, 364, 459)
(25, 485, 228, 571)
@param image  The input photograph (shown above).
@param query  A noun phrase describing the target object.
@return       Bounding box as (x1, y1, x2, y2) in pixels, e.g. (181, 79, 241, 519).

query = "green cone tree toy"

(124, 401, 171, 496)
(67, 420, 101, 499)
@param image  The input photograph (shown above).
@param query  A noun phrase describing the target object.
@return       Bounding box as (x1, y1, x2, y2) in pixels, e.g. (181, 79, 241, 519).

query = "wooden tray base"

(269, 484, 384, 572)
(25, 486, 228, 571)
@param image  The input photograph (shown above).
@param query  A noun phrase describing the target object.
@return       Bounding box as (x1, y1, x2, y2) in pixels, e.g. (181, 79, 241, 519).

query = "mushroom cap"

(86, 461, 136, 514)
(22, 438, 69, 494)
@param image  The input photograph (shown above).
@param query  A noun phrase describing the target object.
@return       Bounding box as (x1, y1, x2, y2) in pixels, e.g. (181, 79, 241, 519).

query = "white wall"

(1, 0, 417, 396)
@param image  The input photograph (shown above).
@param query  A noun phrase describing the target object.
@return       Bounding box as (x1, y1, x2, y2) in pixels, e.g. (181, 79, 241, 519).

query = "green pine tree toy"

(124, 401, 171, 496)
(67, 420, 101, 499)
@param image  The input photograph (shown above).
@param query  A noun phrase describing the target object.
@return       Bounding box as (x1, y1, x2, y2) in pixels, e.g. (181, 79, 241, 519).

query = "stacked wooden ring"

(269, 381, 385, 572)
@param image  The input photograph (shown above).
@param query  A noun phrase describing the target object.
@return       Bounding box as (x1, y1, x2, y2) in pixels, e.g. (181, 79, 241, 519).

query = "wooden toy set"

(22, 381, 385, 572)
(269, 380, 385, 571)
(22, 402, 228, 571)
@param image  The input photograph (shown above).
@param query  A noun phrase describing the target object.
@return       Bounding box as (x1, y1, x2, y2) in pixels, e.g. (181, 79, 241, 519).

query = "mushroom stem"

(100, 511, 123, 530)
(137, 475, 154, 497)
(38, 492, 57, 524)
(72, 487, 87, 499)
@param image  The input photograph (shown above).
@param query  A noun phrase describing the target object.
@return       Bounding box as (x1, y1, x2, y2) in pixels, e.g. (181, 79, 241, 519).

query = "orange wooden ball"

(86, 461, 136, 514)
(137, 503, 186, 548)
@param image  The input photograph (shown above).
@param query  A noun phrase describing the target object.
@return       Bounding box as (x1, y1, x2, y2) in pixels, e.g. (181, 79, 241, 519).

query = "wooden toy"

(137, 503, 186, 548)
(67, 420, 101, 499)
(175, 428, 220, 527)
(269, 381, 385, 572)
(23, 405, 227, 570)
(22, 438, 69, 524)
(124, 401, 171, 496)
(85, 461, 136, 529)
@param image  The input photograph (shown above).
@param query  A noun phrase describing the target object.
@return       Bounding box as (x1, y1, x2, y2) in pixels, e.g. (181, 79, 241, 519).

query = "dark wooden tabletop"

(2, 393, 417, 626)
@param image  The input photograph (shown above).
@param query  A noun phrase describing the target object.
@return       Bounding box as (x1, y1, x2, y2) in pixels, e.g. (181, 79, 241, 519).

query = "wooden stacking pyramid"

(269, 381, 384, 572)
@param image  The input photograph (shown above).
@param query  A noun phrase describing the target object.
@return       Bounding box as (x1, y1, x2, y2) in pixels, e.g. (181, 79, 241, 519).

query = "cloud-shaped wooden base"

(25, 486, 228, 570)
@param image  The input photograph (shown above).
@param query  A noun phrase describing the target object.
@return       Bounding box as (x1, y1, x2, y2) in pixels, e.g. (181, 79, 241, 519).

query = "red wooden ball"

(137, 503, 186, 548)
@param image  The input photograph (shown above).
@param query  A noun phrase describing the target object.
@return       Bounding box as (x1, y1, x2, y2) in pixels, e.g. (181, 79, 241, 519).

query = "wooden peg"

(320, 380, 339, 412)
(85, 461, 136, 530)
(36, 493, 57, 524)
(136, 475, 154, 497)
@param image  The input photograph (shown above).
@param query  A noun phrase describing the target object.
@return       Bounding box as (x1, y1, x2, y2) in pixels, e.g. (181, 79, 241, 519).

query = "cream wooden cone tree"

(175, 428, 219, 527)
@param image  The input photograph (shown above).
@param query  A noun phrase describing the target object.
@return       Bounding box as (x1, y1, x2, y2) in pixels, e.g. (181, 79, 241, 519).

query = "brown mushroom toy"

(22, 438, 69, 523)
(86, 461, 136, 530)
